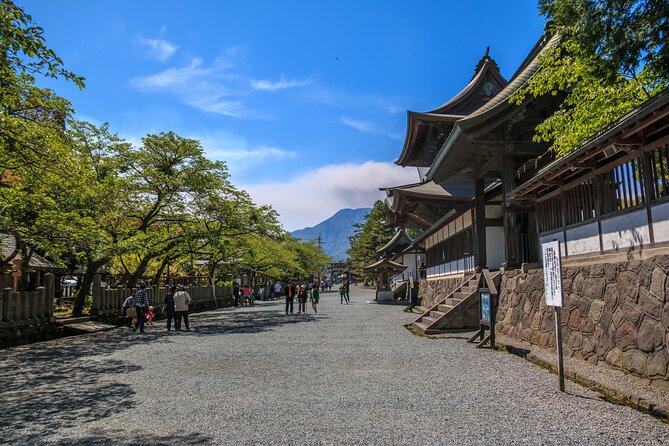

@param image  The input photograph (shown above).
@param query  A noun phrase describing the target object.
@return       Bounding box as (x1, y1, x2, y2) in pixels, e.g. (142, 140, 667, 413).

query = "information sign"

(542, 240, 563, 307)
(480, 291, 491, 322)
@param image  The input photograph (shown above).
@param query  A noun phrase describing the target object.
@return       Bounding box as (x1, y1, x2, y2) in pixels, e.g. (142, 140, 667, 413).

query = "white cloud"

(239, 161, 420, 231)
(250, 76, 310, 91)
(138, 37, 178, 61)
(341, 116, 403, 140)
(130, 54, 246, 117)
(194, 131, 297, 171)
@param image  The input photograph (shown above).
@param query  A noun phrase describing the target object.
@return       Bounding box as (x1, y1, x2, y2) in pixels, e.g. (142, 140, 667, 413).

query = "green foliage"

(512, 1, 668, 157)
(347, 200, 395, 278)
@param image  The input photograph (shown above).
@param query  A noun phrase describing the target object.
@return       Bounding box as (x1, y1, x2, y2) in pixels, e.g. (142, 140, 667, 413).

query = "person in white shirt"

(174, 285, 192, 331)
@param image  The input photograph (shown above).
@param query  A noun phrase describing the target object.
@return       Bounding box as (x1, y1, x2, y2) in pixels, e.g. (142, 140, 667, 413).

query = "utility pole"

(317, 235, 322, 252)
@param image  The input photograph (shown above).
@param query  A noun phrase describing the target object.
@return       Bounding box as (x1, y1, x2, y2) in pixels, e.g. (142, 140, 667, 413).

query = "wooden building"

(383, 29, 669, 384)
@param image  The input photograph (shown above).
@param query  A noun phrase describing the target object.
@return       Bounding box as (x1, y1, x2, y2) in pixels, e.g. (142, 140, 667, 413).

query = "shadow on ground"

(49, 430, 213, 446)
(0, 301, 323, 444)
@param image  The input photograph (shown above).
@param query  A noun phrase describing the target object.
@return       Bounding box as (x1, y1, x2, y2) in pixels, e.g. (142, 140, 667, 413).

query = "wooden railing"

(0, 273, 55, 329)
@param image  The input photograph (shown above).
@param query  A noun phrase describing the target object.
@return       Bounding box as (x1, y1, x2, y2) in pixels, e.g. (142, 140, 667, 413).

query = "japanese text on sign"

(542, 240, 563, 307)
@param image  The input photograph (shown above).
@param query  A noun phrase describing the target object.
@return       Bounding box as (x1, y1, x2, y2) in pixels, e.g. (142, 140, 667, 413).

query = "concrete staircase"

(412, 273, 480, 335)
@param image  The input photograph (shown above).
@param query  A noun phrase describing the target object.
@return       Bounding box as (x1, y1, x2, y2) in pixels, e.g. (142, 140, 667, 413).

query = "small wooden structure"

(362, 258, 406, 302)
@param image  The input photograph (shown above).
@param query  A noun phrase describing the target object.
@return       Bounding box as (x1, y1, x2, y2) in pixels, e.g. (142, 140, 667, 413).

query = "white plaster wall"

(652, 201, 669, 243)
(566, 222, 600, 256)
(486, 226, 505, 268)
(601, 209, 650, 252)
(463, 211, 472, 228)
(485, 204, 503, 218)
(539, 231, 565, 256)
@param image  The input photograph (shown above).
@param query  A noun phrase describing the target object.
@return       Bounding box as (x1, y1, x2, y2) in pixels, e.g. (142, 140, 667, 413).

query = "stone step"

(413, 321, 429, 332)
(430, 310, 445, 320)
(437, 304, 454, 313)
(55, 316, 91, 326)
(460, 286, 477, 294)
(421, 316, 436, 326)
(443, 297, 463, 306)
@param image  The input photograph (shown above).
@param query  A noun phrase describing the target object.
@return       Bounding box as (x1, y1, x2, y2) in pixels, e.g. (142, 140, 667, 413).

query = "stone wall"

(496, 255, 669, 386)
(418, 276, 463, 309)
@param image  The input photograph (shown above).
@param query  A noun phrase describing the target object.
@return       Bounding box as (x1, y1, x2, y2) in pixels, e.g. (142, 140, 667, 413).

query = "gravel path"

(1, 286, 668, 445)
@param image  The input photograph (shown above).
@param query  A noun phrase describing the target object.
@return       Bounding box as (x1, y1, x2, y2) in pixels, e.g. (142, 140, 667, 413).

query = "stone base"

(377, 290, 394, 302)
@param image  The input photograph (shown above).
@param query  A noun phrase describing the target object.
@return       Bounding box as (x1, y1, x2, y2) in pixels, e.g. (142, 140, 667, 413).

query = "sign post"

(542, 240, 565, 392)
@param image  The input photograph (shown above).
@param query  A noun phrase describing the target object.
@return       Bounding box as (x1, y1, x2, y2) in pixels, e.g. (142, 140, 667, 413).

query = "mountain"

(291, 208, 370, 262)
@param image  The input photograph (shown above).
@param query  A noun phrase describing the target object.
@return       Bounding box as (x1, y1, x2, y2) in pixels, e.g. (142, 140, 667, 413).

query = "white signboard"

(542, 240, 563, 307)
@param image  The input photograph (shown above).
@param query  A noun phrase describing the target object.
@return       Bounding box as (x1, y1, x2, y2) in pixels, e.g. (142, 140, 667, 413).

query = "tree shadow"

(0, 302, 326, 444)
(0, 330, 162, 444)
(49, 430, 213, 446)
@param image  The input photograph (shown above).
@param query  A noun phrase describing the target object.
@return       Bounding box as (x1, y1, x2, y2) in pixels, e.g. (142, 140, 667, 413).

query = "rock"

(650, 267, 666, 299)
(638, 287, 662, 319)
(612, 308, 625, 327)
(579, 318, 595, 335)
(578, 296, 591, 317)
(573, 272, 585, 294)
(604, 263, 618, 283)
(538, 332, 551, 347)
(567, 331, 584, 350)
(605, 347, 623, 369)
(583, 276, 606, 299)
(615, 320, 637, 350)
(566, 292, 579, 310)
(590, 263, 604, 277)
(622, 300, 644, 327)
(596, 332, 614, 359)
(616, 271, 639, 302)
(622, 349, 647, 376)
(655, 255, 669, 274)
(646, 350, 669, 378)
(637, 318, 665, 353)
(603, 283, 620, 310)
(588, 300, 605, 323)
(600, 306, 613, 331)
(568, 309, 581, 330)
(540, 311, 554, 332)
(663, 302, 669, 328)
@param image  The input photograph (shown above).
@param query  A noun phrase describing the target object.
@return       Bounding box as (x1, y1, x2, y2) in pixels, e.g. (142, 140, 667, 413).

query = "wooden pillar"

(45, 273, 55, 320)
(475, 178, 487, 270)
(502, 154, 520, 267)
(91, 274, 102, 316)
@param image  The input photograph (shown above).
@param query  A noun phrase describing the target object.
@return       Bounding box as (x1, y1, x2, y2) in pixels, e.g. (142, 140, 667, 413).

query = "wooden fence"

(0, 273, 55, 330)
(90, 275, 233, 318)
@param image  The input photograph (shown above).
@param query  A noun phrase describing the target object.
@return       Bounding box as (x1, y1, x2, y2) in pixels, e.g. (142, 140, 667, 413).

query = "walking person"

(310, 282, 320, 314)
(242, 285, 251, 306)
(233, 283, 240, 307)
(297, 284, 308, 314)
(274, 281, 282, 300)
(164, 285, 176, 331)
(133, 283, 149, 333)
(339, 282, 348, 304)
(174, 285, 192, 331)
(344, 280, 350, 303)
(284, 279, 296, 315)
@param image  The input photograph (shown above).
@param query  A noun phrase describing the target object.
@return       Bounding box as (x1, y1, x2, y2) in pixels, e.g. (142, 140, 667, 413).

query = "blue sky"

(23, 0, 546, 230)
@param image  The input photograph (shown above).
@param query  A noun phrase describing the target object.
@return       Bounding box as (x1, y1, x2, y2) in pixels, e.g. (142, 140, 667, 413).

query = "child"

(145, 305, 155, 325)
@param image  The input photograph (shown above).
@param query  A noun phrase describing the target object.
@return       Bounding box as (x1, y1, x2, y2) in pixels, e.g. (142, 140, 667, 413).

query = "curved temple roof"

(395, 51, 508, 168)
(426, 32, 561, 183)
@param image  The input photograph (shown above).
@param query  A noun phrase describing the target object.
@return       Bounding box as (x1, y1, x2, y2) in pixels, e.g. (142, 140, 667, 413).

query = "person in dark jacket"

(164, 285, 176, 331)
(233, 283, 240, 307)
(284, 279, 296, 315)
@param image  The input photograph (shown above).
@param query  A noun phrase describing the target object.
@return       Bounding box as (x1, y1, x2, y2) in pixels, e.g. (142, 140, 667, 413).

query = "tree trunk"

(73, 255, 106, 317)
(19, 242, 33, 292)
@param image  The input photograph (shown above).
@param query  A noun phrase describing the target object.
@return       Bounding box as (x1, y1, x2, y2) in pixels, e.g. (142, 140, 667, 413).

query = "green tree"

(513, 0, 668, 157)
(347, 200, 395, 282)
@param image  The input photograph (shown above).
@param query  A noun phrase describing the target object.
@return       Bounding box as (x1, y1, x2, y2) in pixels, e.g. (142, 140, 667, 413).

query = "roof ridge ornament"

(473, 46, 499, 79)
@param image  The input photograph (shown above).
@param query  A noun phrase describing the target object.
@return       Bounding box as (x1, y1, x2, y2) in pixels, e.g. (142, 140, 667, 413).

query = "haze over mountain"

(290, 208, 370, 262)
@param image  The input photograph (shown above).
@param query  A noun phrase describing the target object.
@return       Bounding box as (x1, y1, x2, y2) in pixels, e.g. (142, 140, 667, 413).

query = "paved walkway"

(1, 286, 668, 445)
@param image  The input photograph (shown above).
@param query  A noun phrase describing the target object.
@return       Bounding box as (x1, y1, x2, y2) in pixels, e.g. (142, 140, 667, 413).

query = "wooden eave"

(362, 258, 407, 272)
(511, 88, 669, 201)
